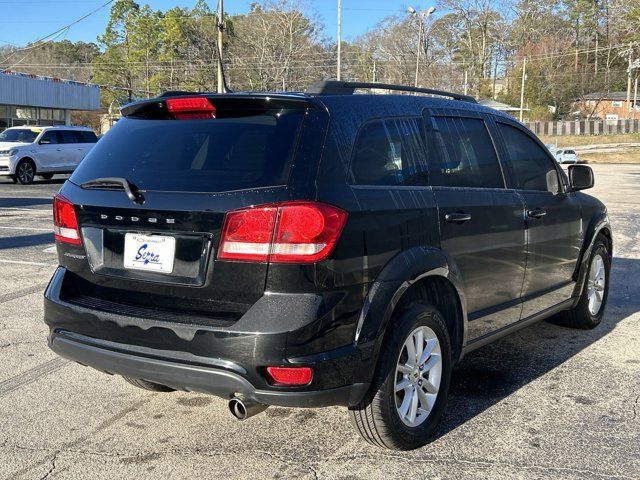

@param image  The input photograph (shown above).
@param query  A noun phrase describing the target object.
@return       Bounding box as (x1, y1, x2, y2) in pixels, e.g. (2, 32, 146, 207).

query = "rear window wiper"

(80, 177, 145, 204)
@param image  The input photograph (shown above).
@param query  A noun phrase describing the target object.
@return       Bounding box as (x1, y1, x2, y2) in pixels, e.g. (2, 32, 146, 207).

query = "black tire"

(122, 376, 175, 392)
(349, 303, 452, 450)
(15, 159, 36, 185)
(555, 236, 610, 329)
(40, 174, 54, 181)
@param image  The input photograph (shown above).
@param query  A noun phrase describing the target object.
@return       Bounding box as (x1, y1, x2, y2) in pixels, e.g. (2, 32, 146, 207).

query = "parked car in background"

(557, 149, 579, 164)
(0, 125, 98, 184)
(545, 143, 557, 159)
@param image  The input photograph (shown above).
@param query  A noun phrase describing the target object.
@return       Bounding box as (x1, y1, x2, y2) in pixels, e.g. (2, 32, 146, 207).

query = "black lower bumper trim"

(50, 333, 368, 408)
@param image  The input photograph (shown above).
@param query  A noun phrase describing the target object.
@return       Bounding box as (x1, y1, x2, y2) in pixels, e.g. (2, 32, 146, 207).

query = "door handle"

(445, 212, 472, 223)
(56, 148, 62, 151)
(527, 208, 547, 219)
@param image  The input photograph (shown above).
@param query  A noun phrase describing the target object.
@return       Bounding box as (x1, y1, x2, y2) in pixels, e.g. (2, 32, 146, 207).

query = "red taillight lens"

(166, 97, 216, 120)
(218, 202, 346, 263)
(218, 206, 277, 262)
(53, 194, 81, 245)
(265, 366, 313, 386)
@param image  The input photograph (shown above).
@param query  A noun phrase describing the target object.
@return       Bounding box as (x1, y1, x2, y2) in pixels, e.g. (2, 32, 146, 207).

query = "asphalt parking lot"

(0, 166, 638, 480)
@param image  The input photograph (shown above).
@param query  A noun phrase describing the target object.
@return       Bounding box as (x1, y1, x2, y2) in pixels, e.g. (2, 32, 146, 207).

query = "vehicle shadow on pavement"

(0, 196, 52, 208)
(433, 255, 639, 439)
(0, 232, 53, 249)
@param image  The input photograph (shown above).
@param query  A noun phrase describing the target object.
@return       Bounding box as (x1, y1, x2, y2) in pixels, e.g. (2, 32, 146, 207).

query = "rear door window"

(426, 116, 504, 189)
(350, 117, 428, 186)
(70, 110, 305, 193)
(79, 130, 98, 143)
(58, 130, 81, 144)
(497, 123, 560, 193)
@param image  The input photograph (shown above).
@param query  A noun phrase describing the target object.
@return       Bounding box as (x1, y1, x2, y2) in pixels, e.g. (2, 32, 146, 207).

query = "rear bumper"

(49, 330, 368, 407)
(44, 267, 370, 408)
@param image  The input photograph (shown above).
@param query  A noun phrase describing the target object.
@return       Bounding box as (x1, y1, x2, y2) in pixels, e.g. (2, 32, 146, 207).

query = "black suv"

(45, 81, 611, 450)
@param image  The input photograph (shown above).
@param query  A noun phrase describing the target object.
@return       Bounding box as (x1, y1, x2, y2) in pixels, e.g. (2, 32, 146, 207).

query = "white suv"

(0, 125, 98, 184)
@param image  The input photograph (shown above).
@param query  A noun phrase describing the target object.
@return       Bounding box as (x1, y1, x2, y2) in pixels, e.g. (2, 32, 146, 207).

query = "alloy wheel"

(587, 253, 606, 316)
(18, 162, 34, 184)
(394, 326, 442, 427)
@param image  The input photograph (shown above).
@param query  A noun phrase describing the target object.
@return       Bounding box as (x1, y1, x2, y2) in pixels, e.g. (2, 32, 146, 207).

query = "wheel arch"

(572, 211, 612, 301)
(16, 156, 36, 171)
(354, 247, 468, 367)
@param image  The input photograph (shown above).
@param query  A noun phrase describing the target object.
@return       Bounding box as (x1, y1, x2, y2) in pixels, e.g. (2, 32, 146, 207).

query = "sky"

(0, 0, 434, 48)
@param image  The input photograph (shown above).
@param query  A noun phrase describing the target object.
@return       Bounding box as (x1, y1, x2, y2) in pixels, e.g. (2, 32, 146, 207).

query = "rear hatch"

(55, 94, 328, 327)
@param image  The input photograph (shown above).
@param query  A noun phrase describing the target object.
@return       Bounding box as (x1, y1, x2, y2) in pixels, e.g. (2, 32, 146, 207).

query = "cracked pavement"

(0, 166, 638, 479)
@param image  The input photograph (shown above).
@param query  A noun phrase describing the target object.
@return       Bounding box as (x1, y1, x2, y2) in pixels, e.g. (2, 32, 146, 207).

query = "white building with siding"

(0, 70, 100, 131)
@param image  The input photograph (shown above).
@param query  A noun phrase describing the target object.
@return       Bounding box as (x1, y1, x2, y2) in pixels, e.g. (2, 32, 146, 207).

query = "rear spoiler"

(121, 94, 320, 118)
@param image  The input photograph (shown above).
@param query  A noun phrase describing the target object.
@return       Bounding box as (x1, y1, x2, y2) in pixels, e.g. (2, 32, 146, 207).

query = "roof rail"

(306, 80, 477, 103)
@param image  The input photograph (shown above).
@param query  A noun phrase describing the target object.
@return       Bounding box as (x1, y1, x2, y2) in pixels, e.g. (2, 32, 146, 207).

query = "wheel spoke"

(421, 379, 439, 394)
(408, 387, 419, 424)
(405, 338, 417, 367)
(395, 378, 410, 393)
(416, 385, 430, 411)
(414, 329, 424, 365)
(397, 363, 413, 375)
(421, 353, 441, 373)
(418, 338, 436, 366)
(398, 388, 412, 419)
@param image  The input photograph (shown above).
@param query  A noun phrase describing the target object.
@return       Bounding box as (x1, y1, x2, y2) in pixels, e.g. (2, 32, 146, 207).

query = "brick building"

(576, 92, 639, 120)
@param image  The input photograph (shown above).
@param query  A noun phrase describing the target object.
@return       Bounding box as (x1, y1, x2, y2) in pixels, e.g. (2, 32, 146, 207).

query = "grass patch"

(538, 133, 640, 147)
(580, 151, 640, 164)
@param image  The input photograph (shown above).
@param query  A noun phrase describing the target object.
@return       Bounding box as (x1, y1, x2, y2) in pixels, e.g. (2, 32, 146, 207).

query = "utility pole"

(407, 6, 436, 88)
(414, 20, 423, 88)
(337, 0, 342, 80)
(627, 43, 633, 117)
(463, 70, 468, 95)
(519, 57, 527, 122)
(372, 60, 377, 82)
(216, 0, 224, 93)
(634, 76, 638, 121)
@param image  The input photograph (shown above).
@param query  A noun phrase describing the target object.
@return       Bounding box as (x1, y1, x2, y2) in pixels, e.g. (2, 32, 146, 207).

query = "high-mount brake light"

(53, 194, 81, 245)
(166, 97, 216, 120)
(218, 202, 347, 264)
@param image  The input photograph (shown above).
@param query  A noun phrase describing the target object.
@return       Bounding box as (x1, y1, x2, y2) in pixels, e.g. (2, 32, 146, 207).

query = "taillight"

(218, 202, 346, 263)
(166, 97, 216, 120)
(53, 194, 81, 245)
(265, 366, 313, 386)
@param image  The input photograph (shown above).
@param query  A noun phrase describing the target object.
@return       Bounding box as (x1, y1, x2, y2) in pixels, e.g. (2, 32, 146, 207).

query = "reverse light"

(218, 202, 347, 263)
(53, 194, 81, 245)
(166, 97, 216, 120)
(265, 366, 313, 386)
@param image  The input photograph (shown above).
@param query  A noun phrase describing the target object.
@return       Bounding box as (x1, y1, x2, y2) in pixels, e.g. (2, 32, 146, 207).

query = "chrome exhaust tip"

(228, 396, 268, 420)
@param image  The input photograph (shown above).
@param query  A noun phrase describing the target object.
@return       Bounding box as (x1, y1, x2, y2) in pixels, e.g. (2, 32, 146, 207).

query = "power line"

(0, 0, 115, 66)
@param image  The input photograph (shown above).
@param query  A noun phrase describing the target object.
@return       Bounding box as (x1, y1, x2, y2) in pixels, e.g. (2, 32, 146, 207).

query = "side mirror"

(568, 164, 594, 191)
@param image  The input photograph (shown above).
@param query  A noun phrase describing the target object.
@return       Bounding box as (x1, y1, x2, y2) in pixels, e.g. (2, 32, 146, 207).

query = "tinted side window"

(427, 116, 503, 188)
(40, 131, 60, 144)
(351, 117, 428, 186)
(59, 130, 81, 144)
(497, 123, 559, 193)
(79, 131, 98, 143)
